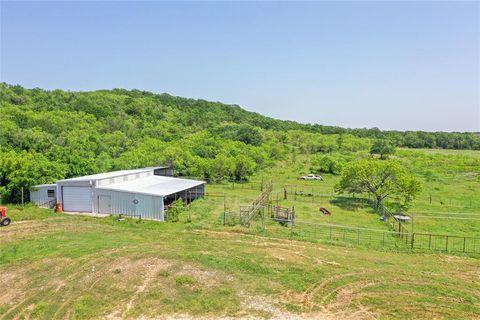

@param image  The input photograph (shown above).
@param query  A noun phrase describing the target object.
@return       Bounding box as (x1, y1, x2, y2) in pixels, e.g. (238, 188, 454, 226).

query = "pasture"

(206, 148, 480, 239)
(1, 148, 479, 319)
(1, 212, 479, 319)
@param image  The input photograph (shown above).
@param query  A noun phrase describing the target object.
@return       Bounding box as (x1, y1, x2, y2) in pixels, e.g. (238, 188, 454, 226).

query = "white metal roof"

(32, 184, 57, 188)
(97, 175, 205, 197)
(56, 167, 167, 183)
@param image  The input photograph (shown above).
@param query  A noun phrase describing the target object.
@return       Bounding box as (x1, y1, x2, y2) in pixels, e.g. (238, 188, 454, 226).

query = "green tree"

(310, 154, 345, 175)
(0, 150, 67, 203)
(335, 159, 422, 217)
(370, 139, 396, 159)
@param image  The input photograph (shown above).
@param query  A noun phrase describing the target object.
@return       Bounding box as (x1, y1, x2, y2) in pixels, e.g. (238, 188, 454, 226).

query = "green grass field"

(205, 149, 480, 238)
(1, 213, 479, 320)
(1, 148, 479, 319)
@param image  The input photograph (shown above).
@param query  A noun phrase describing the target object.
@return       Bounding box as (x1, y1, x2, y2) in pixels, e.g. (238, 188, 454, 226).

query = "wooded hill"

(1, 83, 479, 202)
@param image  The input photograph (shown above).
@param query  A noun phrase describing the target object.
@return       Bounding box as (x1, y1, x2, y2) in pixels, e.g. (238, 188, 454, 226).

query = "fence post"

(429, 234, 432, 250)
(446, 236, 449, 252)
(463, 237, 466, 253)
(411, 233, 414, 249)
(329, 226, 332, 240)
(262, 206, 265, 232)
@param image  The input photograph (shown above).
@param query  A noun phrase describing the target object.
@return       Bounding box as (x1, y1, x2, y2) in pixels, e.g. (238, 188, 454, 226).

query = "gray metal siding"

(92, 189, 164, 221)
(30, 185, 57, 208)
(154, 168, 174, 177)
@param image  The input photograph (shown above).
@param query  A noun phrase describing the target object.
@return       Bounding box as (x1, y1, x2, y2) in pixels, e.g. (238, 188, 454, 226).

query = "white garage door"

(63, 187, 92, 212)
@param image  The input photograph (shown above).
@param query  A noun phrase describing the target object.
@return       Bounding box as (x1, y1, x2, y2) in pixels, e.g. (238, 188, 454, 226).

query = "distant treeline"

(0, 83, 478, 202)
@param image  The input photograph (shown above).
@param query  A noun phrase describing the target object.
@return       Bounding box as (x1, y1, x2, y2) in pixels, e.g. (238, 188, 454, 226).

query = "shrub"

(166, 199, 185, 222)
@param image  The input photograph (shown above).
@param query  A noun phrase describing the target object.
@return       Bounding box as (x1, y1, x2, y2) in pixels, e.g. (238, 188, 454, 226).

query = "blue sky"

(1, 1, 479, 132)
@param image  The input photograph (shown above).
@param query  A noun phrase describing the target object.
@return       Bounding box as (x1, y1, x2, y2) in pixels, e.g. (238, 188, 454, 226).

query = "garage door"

(63, 187, 92, 212)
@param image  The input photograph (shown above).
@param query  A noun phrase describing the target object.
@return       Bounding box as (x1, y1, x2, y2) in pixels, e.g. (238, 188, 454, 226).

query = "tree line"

(0, 83, 478, 203)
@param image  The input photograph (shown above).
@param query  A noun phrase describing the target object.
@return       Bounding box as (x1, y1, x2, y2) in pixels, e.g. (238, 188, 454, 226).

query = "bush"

(166, 199, 185, 222)
(310, 153, 354, 175)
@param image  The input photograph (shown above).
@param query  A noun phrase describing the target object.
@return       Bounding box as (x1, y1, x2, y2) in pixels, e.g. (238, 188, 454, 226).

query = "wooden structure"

(240, 183, 272, 227)
(272, 206, 295, 223)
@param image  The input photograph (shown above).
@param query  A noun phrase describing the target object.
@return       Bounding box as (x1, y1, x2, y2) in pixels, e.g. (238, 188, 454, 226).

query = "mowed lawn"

(1, 212, 479, 320)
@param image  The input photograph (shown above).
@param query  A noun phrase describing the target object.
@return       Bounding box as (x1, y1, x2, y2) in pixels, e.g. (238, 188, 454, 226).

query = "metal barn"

(30, 167, 205, 221)
(29, 184, 57, 208)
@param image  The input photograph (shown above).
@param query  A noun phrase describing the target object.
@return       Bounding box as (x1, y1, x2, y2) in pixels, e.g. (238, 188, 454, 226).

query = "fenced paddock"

(206, 180, 480, 255)
(274, 221, 480, 254)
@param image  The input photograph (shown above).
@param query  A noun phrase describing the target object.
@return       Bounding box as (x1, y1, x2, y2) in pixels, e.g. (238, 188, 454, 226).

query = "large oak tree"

(335, 158, 422, 217)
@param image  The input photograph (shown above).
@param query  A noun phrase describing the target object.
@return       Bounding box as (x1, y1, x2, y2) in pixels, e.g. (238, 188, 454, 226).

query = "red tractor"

(0, 207, 11, 226)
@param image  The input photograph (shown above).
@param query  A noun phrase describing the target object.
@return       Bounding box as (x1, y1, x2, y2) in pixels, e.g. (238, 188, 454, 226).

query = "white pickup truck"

(299, 174, 323, 181)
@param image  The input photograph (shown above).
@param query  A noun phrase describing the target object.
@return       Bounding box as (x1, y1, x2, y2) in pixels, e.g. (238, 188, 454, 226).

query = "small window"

(47, 189, 55, 198)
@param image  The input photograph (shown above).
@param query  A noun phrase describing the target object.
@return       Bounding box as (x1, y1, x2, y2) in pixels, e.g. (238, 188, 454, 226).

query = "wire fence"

(211, 181, 480, 255)
(282, 221, 480, 254)
(291, 222, 406, 249)
(212, 181, 480, 210)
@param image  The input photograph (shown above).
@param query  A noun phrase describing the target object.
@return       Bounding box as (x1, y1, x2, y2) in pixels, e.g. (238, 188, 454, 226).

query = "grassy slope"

(1, 213, 479, 320)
